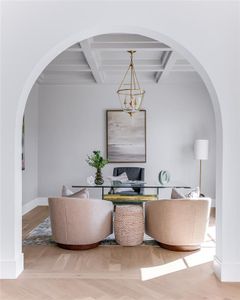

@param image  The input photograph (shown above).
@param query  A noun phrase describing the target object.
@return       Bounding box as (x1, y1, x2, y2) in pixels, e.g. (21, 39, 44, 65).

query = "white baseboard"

(2, 198, 49, 279)
(0, 253, 24, 279)
(211, 198, 216, 207)
(213, 256, 222, 280)
(22, 197, 48, 215)
(214, 256, 240, 282)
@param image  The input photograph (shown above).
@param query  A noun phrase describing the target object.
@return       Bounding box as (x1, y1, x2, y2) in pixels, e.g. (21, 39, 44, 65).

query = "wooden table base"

(57, 242, 100, 250)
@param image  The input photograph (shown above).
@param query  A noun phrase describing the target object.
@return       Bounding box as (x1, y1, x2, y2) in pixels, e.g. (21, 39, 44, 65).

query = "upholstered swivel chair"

(113, 167, 145, 195)
(48, 197, 113, 250)
(145, 198, 211, 251)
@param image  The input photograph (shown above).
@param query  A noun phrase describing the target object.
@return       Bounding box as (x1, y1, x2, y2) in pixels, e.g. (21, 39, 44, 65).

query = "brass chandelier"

(117, 50, 145, 116)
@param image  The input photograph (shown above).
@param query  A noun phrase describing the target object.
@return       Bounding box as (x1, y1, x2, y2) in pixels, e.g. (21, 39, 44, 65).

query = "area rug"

(23, 217, 157, 246)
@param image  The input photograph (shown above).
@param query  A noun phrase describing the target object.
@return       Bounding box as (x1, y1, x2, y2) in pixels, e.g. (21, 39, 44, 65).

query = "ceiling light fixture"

(117, 50, 145, 116)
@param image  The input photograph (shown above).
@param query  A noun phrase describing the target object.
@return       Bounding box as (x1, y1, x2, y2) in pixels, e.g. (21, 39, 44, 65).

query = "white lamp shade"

(194, 139, 209, 160)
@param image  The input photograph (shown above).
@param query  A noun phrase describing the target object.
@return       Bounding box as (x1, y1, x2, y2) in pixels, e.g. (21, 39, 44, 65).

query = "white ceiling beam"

(93, 40, 160, 44)
(92, 42, 170, 51)
(45, 64, 91, 72)
(66, 48, 83, 52)
(38, 81, 96, 86)
(104, 79, 155, 84)
(80, 39, 104, 83)
(99, 66, 164, 72)
(93, 34, 158, 43)
(44, 64, 193, 73)
(170, 69, 196, 72)
(156, 52, 179, 83)
(102, 59, 164, 66)
(38, 73, 96, 85)
(39, 80, 155, 86)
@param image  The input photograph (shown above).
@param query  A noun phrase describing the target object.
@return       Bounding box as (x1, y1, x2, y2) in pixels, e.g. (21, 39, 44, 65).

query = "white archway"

(14, 26, 223, 278)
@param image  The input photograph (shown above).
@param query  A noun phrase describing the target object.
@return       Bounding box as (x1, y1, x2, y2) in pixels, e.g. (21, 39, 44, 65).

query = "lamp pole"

(199, 159, 202, 193)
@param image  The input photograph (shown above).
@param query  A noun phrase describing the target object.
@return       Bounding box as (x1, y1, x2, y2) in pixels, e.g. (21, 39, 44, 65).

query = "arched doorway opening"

(13, 26, 223, 278)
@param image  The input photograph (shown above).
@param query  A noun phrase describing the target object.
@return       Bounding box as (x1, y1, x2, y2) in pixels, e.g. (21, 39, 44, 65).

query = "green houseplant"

(86, 150, 108, 185)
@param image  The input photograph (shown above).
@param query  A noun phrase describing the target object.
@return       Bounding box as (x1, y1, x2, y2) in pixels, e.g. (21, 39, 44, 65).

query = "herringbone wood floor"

(1, 206, 240, 300)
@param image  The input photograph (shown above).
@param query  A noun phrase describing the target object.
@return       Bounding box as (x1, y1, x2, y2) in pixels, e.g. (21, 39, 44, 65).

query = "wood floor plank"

(1, 206, 240, 300)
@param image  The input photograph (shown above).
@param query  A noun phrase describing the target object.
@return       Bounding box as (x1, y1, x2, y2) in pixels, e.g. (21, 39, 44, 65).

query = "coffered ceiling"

(38, 33, 198, 85)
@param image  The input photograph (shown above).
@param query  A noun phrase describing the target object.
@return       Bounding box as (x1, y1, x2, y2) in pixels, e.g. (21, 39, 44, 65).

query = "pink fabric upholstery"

(48, 197, 113, 245)
(145, 199, 211, 247)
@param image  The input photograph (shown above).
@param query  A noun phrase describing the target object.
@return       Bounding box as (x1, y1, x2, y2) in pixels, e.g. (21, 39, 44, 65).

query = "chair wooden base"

(158, 242, 200, 252)
(57, 242, 100, 250)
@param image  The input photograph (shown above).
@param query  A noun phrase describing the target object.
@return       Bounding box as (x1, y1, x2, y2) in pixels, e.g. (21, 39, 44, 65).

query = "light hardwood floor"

(1, 206, 240, 300)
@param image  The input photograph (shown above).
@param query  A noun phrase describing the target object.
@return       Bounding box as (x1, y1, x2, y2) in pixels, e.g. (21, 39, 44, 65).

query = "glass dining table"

(72, 182, 191, 204)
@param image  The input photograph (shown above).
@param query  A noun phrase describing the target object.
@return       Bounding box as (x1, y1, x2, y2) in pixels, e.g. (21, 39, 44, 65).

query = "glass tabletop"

(72, 182, 191, 189)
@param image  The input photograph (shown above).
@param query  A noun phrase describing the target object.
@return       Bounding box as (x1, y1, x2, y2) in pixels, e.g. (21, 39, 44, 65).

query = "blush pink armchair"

(145, 199, 211, 251)
(48, 197, 113, 250)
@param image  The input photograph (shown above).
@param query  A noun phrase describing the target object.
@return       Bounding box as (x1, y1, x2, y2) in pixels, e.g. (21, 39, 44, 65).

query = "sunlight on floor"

(184, 247, 215, 268)
(207, 226, 216, 241)
(141, 259, 187, 281)
(141, 231, 216, 281)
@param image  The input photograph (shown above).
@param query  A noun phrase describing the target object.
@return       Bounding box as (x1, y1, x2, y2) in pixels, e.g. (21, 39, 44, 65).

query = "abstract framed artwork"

(106, 110, 146, 163)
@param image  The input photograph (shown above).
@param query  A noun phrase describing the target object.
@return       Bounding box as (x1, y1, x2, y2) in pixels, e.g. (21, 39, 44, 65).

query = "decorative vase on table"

(95, 168, 104, 185)
(159, 170, 170, 185)
(86, 150, 108, 186)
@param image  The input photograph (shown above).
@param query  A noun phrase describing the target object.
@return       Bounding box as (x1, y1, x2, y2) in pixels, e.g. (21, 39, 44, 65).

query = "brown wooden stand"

(57, 242, 100, 250)
(158, 242, 200, 252)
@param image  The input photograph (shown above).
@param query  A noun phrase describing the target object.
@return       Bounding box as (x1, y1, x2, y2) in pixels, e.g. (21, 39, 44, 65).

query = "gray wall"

(22, 84, 39, 205)
(36, 81, 216, 200)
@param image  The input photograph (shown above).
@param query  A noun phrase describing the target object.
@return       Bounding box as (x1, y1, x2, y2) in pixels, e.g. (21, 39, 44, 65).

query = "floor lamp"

(194, 139, 209, 194)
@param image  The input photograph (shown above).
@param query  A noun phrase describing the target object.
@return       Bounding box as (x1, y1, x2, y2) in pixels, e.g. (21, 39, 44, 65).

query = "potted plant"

(86, 150, 108, 185)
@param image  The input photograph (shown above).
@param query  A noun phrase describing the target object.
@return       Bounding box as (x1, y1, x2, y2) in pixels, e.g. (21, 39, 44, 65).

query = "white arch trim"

(14, 25, 222, 278)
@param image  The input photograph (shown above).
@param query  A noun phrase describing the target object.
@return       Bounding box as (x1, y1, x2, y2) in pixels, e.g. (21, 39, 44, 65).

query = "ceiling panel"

(38, 33, 197, 85)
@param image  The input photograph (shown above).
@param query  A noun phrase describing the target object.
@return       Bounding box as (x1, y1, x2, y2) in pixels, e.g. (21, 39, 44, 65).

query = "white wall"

(38, 78, 216, 201)
(1, 0, 240, 280)
(22, 84, 39, 207)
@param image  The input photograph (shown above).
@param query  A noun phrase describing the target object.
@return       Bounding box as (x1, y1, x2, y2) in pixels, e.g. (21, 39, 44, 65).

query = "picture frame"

(106, 110, 146, 163)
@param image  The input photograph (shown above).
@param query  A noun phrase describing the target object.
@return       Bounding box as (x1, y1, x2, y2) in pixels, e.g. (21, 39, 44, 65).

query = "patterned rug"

(23, 217, 158, 246)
